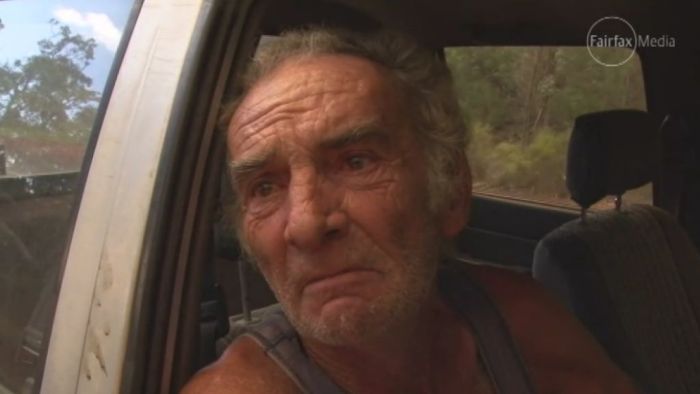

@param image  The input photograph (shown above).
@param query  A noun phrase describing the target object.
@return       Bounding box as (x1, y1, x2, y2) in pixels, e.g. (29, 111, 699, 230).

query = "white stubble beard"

(280, 224, 443, 347)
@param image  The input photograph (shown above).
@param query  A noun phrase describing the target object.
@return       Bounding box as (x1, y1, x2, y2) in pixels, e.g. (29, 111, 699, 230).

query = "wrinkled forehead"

(227, 54, 408, 153)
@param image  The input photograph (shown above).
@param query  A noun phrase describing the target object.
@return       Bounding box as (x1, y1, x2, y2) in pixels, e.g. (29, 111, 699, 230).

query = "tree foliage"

(447, 47, 646, 199)
(0, 20, 98, 139)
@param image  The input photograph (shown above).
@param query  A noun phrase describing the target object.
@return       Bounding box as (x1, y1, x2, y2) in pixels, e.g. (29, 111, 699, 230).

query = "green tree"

(447, 47, 520, 135)
(0, 20, 98, 137)
(447, 46, 646, 203)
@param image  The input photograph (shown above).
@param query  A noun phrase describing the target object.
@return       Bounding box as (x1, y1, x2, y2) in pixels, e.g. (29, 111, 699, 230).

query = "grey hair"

(223, 27, 469, 256)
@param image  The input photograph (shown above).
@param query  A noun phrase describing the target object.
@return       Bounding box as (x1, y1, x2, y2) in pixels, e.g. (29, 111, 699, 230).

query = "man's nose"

(283, 171, 348, 250)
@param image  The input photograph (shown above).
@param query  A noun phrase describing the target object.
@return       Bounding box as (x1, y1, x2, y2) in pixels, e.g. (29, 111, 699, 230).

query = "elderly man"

(183, 28, 637, 393)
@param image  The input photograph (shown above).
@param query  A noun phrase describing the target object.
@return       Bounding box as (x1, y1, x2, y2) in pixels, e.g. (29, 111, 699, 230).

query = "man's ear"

(440, 162, 472, 239)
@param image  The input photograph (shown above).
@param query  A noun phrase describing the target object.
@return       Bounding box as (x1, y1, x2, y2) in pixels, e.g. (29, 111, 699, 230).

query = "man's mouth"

(303, 269, 381, 295)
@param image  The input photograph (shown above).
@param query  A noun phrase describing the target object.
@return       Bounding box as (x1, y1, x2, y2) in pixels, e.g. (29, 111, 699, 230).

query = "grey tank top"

(232, 263, 536, 394)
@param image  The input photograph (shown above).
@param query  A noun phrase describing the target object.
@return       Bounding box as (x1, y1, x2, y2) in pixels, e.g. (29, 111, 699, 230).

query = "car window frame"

(39, 1, 213, 392)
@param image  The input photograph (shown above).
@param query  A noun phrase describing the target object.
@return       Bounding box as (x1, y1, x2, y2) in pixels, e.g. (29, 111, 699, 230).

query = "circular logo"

(586, 16, 637, 67)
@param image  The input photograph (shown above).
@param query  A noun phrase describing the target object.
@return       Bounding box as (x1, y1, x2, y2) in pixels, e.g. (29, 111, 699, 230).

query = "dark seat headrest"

(567, 110, 663, 209)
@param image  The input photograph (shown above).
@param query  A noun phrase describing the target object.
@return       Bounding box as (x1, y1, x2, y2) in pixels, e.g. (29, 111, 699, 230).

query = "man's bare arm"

(466, 264, 639, 394)
(180, 336, 299, 394)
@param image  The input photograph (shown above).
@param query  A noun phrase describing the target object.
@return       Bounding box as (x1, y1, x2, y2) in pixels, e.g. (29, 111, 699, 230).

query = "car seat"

(533, 110, 700, 394)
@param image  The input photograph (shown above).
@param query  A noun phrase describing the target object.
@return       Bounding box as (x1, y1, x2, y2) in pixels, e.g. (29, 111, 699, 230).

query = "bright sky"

(0, 0, 134, 91)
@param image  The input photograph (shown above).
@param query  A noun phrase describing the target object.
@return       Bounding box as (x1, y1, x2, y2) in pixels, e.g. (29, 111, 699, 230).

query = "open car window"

(0, 2, 134, 392)
(446, 46, 650, 210)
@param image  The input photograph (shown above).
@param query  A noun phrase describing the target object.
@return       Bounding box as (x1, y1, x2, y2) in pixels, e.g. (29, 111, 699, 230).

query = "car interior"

(101, 0, 700, 393)
(534, 109, 700, 393)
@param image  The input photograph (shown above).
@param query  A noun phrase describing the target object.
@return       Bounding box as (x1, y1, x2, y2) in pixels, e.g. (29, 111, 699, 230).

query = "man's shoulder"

(462, 263, 561, 320)
(460, 264, 583, 358)
(461, 263, 604, 364)
(463, 263, 639, 393)
(180, 335, 299, 394)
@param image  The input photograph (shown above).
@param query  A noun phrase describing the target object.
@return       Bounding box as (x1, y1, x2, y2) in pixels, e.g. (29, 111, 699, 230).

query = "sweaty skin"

(182, 54, 638, 394)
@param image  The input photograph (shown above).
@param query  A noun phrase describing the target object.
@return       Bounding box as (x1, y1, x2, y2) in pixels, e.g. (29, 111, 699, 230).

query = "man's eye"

(251, 181, 278, 198)
(345, 154, 374, 171)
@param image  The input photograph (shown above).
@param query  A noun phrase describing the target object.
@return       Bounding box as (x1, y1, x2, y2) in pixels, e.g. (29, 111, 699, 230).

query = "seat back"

(533, 110, 700, 393)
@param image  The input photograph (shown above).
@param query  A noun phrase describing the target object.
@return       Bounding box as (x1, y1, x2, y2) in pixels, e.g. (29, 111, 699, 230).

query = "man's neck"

(301, 293, 481, 393)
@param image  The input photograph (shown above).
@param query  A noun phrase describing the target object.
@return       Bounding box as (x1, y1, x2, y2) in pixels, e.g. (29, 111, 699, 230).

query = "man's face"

(228, 54, 451, 345)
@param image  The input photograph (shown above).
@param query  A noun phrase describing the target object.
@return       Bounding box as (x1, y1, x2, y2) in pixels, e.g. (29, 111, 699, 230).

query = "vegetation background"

(446, 47, 648, 206)
(0, 24, 649, 201)
(0, 19, 97, 175)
